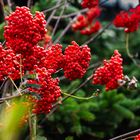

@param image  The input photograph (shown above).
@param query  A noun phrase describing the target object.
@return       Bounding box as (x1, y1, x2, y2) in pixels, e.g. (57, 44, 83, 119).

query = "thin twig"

(0, 94, 22, 103)
(82, 22, 112, 45)
(52, 8, 88, 19)
(46, 0, 62, 27)
(7, 0, 12, 12)
(0, 78, 8, 92)
(61, 91, 98, 100)
(52, 0, 109, 20)
(51, 0, 67, 38)
(9, 77, 22, 95)
(125, 33, 140, 67)
(110, 128, 140, 140)
(2, 40, 6, 46)
(29, 112, 37, 140)
(27, 0, 32, 8)
(63, 75, 94, 101)
(87, 62, 101, 70)
(0, 0, 7, 17)
(0, 89, 28, 104)
(46, 74, 95, 118)
(121, 136, 135, 140)
(54, 17, 77, 43)
(42, 2, 65, 14)
(125, 33, 133, 58)
(99, 0, 109, 6)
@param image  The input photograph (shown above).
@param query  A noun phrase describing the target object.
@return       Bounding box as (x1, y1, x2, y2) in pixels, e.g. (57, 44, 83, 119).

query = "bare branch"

(46, 0, 63, 27)
(54, 17, 77, 43)
(7, 0, 12, 12)
(110, 128, 140, 140)
(82, 22, 112, 45)
(52, 8, 88, 19)
(0, 89, 28, 104)
(42, 2, 65, 14)
(2, 40, 6, 46)
(51, 0, 67, 38)
(27, 0, 33, 8)
(0, 0, 7, 17)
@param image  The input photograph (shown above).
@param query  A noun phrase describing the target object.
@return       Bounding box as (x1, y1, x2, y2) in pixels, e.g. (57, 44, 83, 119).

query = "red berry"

(135, 134, 140, 140)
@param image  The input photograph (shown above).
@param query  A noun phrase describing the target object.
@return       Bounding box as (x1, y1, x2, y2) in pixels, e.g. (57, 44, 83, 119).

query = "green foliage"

(44, 88, 140, 139)
(36, 136, 47, 140)
(1, 0, 140, 139)
(0, 22, 4, 41)
(0, 100, 29, 140)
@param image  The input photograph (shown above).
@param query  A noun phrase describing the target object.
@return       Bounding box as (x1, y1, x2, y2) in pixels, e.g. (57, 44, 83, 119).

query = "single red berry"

(135, 134, 140, 140)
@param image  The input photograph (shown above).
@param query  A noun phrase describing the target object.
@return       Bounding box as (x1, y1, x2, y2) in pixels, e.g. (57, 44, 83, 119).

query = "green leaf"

(78, 111, 96, 121)
(23, 74, 37, 79)
(65, 136, 74, 140)
(113, 104, 135, 119)
(71, 121, 82, 135)
(26, 83, 40, 89)
(30, 92, 41, 100)
(0, 22, 4, 40)
(36, 136, 47, 140)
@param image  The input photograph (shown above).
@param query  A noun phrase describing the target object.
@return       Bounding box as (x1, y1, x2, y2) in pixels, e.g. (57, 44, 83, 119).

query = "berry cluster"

(135, 134, 140, 140)
(113, 6, 140, 33)
(44, 44, 64, 72)
(93, 50, 123, 91)
(0, 44, 21, 80)
(27, 67, 61, 114)
(4, 6, 47, 55)
(2, 6, 91, 114)
(81, 0, 99, 9)
(63, 41, 91, 80)
(22, 44, 63, 72)
(72, 5, 101, 35)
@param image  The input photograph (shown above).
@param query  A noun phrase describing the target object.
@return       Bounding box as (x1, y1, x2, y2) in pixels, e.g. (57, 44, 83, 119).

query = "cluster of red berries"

(44, 44, 64, 72)
(4, 6, 47, 55)
(3, 6, 61, 114)
(0, 44, 21, 80)
(72, 4, 101, 35)
(93, 50, 124, 91)
(63, 41, 91, 80)
(22, 44, 63, 72)
(135, 134, 140, 140)
(2, 6, 92, 114)
(81, 0, 99, 9)
(113, 5, 140, 33)
(27, 67, 61, 114)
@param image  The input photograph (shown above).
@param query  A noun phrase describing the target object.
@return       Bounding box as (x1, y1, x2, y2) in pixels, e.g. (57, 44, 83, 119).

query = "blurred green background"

(0, 0, 140, 140)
